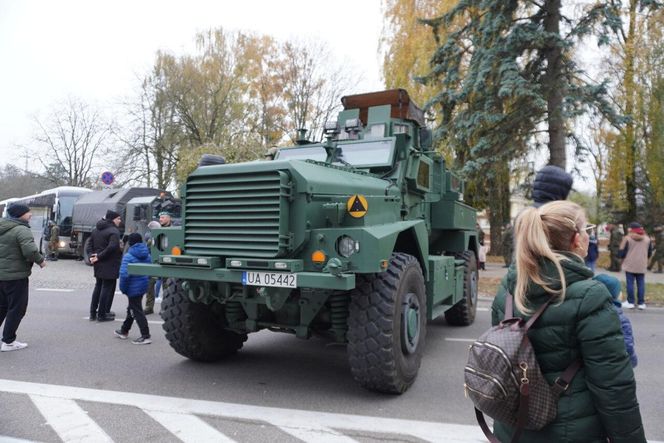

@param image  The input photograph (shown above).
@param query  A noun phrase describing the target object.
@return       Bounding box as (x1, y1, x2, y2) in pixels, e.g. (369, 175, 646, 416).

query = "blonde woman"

(491, 201, 645, 442)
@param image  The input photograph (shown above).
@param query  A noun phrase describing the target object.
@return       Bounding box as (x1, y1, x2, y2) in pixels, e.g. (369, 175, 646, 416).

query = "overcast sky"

(0, 0, 385, 169)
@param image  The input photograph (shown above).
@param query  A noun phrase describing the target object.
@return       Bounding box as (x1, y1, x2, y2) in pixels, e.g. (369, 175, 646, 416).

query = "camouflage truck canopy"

(72, 188, 167, 229)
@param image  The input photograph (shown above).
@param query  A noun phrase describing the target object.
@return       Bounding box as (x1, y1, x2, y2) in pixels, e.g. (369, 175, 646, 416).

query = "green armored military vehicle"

(129, 89, 478, 394)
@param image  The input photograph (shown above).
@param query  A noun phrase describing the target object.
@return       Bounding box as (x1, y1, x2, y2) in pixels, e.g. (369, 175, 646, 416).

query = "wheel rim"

(402, 292, 421, 354)
(470, 270, 478, 306)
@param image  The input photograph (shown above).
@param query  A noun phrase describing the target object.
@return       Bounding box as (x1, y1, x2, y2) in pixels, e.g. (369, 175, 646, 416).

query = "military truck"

(129, 89, 478, 394)
(70, 188, 180, 262)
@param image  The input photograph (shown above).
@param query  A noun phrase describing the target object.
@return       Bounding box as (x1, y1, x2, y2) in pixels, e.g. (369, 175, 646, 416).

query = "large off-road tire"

(161, 278, 247, 362)
(444, 250, 478, 326)
(347, 253, 427, 394)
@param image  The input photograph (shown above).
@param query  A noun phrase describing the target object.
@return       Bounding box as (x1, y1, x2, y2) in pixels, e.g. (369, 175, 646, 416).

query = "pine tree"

(418, 0, 629, 250)
(422, 1, 627, 170)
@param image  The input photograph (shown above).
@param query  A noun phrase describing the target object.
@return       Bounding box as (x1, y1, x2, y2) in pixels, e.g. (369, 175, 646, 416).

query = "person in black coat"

(532, 165, 573, 208)
(86, 210, 123, 321)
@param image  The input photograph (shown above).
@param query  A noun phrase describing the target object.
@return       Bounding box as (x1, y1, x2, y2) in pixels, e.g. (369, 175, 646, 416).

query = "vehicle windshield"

(56, 195, 79, 236)
(57, 196, 78, 224)
(275, 139, 394, 167)
(277, 146, 327, 162)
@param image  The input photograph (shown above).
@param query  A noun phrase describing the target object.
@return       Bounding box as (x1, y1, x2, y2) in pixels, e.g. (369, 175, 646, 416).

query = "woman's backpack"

(464, 293, 581, 442)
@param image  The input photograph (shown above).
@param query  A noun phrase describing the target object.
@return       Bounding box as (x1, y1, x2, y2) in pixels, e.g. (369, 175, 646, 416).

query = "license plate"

(242, 271, 297, 288)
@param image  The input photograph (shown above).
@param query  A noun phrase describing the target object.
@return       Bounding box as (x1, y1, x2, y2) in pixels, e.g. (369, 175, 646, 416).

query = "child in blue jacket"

(594, 274, 638, 367)
(116, 233, 152, 344)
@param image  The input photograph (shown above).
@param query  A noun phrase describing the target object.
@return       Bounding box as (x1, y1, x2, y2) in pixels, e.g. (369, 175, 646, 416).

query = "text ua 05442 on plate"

(242, 271, 297, 288)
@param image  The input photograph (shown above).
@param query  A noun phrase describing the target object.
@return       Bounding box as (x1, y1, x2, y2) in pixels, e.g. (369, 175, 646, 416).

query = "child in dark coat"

(116, 233, 152, 344)
(594, 274, 638, 367)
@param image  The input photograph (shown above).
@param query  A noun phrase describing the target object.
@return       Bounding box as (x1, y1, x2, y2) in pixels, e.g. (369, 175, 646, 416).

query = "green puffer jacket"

(491, 253, 645, 443)
(0, 217, 44, 281)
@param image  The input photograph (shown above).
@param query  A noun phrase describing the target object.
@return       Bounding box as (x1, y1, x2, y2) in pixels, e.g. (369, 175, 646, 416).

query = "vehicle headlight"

(58, 241, 66, 248)
(157, 234, 169, 251)
(336, 235, 358, 258)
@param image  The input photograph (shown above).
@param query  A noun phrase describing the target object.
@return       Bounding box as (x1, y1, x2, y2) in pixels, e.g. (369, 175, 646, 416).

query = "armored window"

(417, 160, 430, 190)
(368, 124, 386, 138)
(393, 123, 409, 135)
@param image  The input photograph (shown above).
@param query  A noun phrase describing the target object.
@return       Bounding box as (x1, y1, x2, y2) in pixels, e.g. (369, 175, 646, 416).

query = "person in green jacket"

(491, 200, 645, 443)
(0, 204, 46, 352)
(501, 222, 513, 267)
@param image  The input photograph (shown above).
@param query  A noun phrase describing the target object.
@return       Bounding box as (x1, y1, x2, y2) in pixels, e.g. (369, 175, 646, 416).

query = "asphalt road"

(0, 259, 662, 442)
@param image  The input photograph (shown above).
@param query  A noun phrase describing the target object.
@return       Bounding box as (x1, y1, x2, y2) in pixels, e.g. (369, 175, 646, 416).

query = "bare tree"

(576, 115, 611, 222)
(32, 98, 112, 187)
(116, 60, 182, 191)
(0, 164, 51, 200)
(278, 40, 354, 143)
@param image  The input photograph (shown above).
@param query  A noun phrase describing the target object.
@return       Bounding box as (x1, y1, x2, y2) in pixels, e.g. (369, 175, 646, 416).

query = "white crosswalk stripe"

(0, 378, 489, 442)
(4, 379, 662, 443)
(0, 436, 38, 443)
(29, 395, 112, 442)
(145, 410, 237, 443)
(274, 423, 359, 442)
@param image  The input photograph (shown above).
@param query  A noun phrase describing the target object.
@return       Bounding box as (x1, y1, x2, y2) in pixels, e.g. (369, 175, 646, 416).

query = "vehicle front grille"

(184, 170, 291, 258)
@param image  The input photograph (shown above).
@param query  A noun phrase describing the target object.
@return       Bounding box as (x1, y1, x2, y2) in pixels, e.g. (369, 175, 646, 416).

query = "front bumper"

(127, 263, 356, 291)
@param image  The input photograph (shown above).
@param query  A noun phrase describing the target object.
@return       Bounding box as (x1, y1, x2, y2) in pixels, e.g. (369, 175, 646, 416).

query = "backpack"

(464, 292, 581, 443)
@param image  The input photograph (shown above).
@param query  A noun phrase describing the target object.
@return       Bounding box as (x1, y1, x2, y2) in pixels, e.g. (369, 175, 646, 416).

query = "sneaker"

(1, 341, 28, 352)
(114, 329, 128, 339)
(132, 336, 152, 345)
(638, 304, 646, 310)
(97, 314, 115, 322)
(89, 313, 97, 321)
(621, 301, 635, 309)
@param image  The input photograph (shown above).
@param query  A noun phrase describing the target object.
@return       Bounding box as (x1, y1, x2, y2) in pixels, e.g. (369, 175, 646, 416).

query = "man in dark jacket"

(145, 210, 174, 313)
(532, 165, 573, 208)
(86, 210, 123, 321)
(585, 230, 599, 271)
(0, 204, 46, 351)
(607, 223, 624, 272)
(46, 221, 59, 261)
(648, 224, 664, 273)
